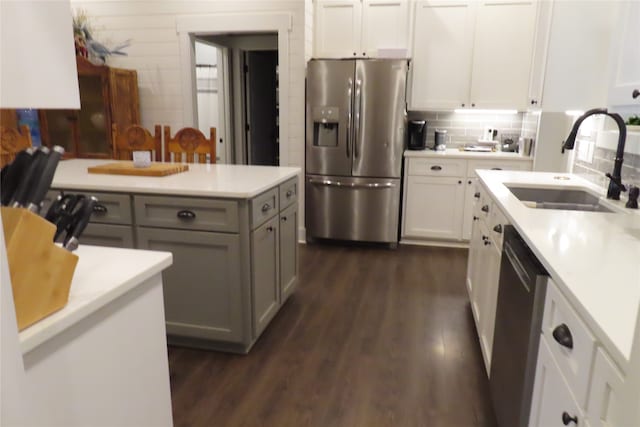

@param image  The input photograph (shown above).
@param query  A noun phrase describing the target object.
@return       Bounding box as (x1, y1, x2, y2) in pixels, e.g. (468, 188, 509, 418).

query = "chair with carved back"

(112, 124, 162, 161)
(0, 125, 33, 168)
(164, 126, 216, 164)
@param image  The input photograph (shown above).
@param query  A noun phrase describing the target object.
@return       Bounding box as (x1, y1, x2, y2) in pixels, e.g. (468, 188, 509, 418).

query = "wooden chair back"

(112, 124, 161, 161)
(1, 125, 33, 167)
(164, 126, 216, 164)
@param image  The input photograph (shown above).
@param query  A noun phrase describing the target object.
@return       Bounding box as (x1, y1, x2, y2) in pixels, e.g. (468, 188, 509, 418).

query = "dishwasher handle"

(503, 240, 531, 292)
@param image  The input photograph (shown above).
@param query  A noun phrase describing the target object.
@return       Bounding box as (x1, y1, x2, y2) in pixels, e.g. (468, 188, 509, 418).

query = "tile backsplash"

(407, 111, 526, 148)
(573, 138, 640, 191)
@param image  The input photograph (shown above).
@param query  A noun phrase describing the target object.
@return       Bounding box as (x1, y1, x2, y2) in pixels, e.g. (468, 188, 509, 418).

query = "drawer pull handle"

(286, 190, 294, 198)
(177, 210, 196, 220)
(261, 203, 272, 213)
(491, 167, 502, 170)
(430, 165, 442, 171)
(481, 205, 490, 213)
(493, 224, 502, 233)
(267, 226, 274, 232)
(93, 204, 108, 214)
(552, 323, 574, 350)
(281, 216, 287, 222)
(474, 192, 480, 199)
(562, 412, 578, 425)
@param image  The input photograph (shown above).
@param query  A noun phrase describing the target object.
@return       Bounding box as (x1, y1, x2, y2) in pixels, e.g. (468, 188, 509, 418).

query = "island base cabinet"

(81, 223, 134, 248)
(251, 216, 280, 338)
(136, 227, 244, 343)
(279, 203, 298, 303)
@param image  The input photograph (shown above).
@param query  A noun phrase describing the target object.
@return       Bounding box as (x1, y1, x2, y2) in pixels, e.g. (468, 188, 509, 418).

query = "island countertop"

(52, 159, 301, 198)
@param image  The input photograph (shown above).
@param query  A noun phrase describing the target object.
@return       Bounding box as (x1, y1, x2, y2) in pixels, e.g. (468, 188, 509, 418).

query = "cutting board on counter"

(88, 162, 189, 177)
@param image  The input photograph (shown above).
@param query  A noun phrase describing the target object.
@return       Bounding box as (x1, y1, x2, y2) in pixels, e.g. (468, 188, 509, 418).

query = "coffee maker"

(408, 120, 427, 150)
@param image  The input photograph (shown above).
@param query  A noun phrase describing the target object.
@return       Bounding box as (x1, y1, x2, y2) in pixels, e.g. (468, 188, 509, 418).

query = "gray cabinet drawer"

(80, 223, 135, 249)
(134, 195, 239, 233)
(50, 190, 132, 225)
(279, 177, 298, 210)
(250, 187, 279, 229)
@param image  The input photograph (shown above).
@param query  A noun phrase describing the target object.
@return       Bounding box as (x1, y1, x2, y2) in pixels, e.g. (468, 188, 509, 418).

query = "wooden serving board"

(88, 162, 189, 177)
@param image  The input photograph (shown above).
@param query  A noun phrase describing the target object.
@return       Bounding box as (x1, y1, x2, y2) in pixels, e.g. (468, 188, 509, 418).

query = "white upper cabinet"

(526, 0, 552, 109)
(409, 0, 537, 111)
(314, 0, 410, 58)
(470, 0, 536, 109)
(409, 1, 475, 110)
(608, 1, 640, 107)
(315, 1, 362, 58)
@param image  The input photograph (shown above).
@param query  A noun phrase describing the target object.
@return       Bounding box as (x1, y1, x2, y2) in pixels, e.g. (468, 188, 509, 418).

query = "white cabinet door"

(409, 0, 475, 110)
(403, 175, 465, 240)
(529, 337, 583, 427)
(315, 1, 362, 58)
(361, 0, 411, 57)
(527, 0, 552, 108)
(478, 238, 501, 373)
(462, 177, 478, 240)
(608, 1, 640, 106)
(470, 0, 536, 110)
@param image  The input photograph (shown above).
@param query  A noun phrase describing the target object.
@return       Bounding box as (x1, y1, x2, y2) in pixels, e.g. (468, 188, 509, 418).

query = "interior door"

(246, 50, 278, 166)
(352, 59, 407, 178)
(305, 60, 355, 176)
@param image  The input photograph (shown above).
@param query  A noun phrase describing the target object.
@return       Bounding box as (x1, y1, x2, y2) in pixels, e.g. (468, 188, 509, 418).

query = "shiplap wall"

(70, 0, 307, 170)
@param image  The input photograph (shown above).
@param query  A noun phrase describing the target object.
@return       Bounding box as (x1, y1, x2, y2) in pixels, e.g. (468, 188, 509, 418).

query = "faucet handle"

(626, 186, 639, 209)
(605, 173, 627, 192)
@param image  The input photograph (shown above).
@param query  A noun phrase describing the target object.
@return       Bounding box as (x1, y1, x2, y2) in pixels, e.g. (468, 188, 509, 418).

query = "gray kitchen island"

(50, 159, 301, 353)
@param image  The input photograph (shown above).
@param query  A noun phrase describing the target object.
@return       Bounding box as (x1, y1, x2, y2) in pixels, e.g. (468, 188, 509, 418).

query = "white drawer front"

(407, 158, 466, 177)
(543, 279, 597, 409)
(467, 159, 532, 177)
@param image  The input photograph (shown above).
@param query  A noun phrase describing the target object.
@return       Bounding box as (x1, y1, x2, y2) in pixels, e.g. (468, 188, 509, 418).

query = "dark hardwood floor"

(168, 244, 497, 427)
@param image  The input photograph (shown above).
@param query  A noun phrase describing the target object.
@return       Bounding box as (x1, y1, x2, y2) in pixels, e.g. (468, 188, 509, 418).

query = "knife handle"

(1, 148, 35, 206)
(26, 146, 64, 213)
(64, 196, 97, 251)
(10, 147, 50, 208)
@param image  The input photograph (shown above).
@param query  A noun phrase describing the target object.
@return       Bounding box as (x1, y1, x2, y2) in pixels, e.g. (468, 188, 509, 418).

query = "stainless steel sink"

(507, 186, 615, 213)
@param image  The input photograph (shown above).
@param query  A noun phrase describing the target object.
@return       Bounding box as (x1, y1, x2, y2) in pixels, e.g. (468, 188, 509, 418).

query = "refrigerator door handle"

(354, 79, 362, 159)
(346, 78, 353, 158)
(308, 178, 396, 189)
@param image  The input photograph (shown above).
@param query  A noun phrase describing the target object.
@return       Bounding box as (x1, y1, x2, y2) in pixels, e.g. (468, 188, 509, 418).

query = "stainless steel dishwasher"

(489, 225, 548, 427)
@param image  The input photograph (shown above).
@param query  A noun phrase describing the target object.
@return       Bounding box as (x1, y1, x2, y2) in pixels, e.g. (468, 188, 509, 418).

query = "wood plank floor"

(168, 243, 497, 427)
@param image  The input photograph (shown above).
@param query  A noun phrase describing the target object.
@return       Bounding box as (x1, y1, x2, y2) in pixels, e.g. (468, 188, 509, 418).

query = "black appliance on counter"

(408, 120, 427, 150)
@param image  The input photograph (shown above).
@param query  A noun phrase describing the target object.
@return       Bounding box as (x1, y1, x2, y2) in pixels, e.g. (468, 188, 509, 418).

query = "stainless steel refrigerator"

(305, 59, 408, 244)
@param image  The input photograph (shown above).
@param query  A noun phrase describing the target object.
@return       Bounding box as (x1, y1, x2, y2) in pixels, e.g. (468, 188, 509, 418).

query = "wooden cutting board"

(88, 162, 189, 177)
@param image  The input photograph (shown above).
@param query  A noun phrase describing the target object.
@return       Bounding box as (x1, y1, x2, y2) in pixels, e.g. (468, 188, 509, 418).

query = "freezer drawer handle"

(308, 178, 396, 189)
(177, 210, 196, 220)
(430, 165, 442, 171)
(552, 323, 574, 350)
(261, 203, 272, 213)
(562, 412, 578, 425)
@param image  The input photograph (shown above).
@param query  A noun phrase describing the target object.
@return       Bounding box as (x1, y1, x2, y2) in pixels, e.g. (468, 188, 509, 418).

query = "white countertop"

(19, 245, 172, 354)
(477, 170, 640, 368)
(404, 148, 533, 160)
(52, 159, 301, 198)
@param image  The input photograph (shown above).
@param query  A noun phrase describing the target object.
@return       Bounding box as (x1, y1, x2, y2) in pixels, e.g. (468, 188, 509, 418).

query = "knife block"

(1, 207, 78, 331)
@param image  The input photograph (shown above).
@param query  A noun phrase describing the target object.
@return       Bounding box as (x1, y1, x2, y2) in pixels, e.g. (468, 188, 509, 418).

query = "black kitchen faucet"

(561, 108, 627, 200)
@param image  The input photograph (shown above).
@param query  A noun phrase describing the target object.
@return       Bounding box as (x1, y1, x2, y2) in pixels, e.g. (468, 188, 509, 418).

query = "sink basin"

(507, 186, 615, 213)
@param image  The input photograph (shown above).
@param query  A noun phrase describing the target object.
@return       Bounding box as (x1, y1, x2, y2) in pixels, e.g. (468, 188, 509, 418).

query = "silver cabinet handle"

(308, 178, 396, 189)
(347, 77, 353, 158)
(261, 203, 271, 212)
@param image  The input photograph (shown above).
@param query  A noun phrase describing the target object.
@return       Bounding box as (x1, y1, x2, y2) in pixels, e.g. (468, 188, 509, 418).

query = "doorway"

(195, 33, 279, 166)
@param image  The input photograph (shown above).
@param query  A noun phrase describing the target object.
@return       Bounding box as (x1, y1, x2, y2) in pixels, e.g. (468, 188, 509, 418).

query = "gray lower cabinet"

(136, 226, 243, 343)
(251, 215, 280, 337)
(82, 223, 135, 248)
(279, 203, 298, 302)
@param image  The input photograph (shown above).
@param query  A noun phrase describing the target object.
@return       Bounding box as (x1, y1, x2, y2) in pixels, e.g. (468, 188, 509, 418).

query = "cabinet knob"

(473, 216, 479, 221)
(482, 235, 488, 241)
(633, 89, 639, 99)
(267, 226, 274, 232)
(471, 103, 476, 107)
(261, 203, 272, 213)
(177, 209, 196, 220)
(481, 205, 489, 213)
(468, 180, 472, 185)
(562, 412, 578, 425)
(281, 216, 287, 222)
(493, 224, 502, 233)
(552, 323, 574, 350)
(530, 99, 538, 105)
(353, 52, 357, 56)
(93, 203, 108, 214)
(474, 192, 480, 199)
(286, 190, 294, 198)
(484, 240, 491, 246)
(458, 180, 462, 184)
(461, 103, 465, 107)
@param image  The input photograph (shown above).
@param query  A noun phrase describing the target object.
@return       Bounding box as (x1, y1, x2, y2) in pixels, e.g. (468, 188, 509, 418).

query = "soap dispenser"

(626, 186, 639, 209)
